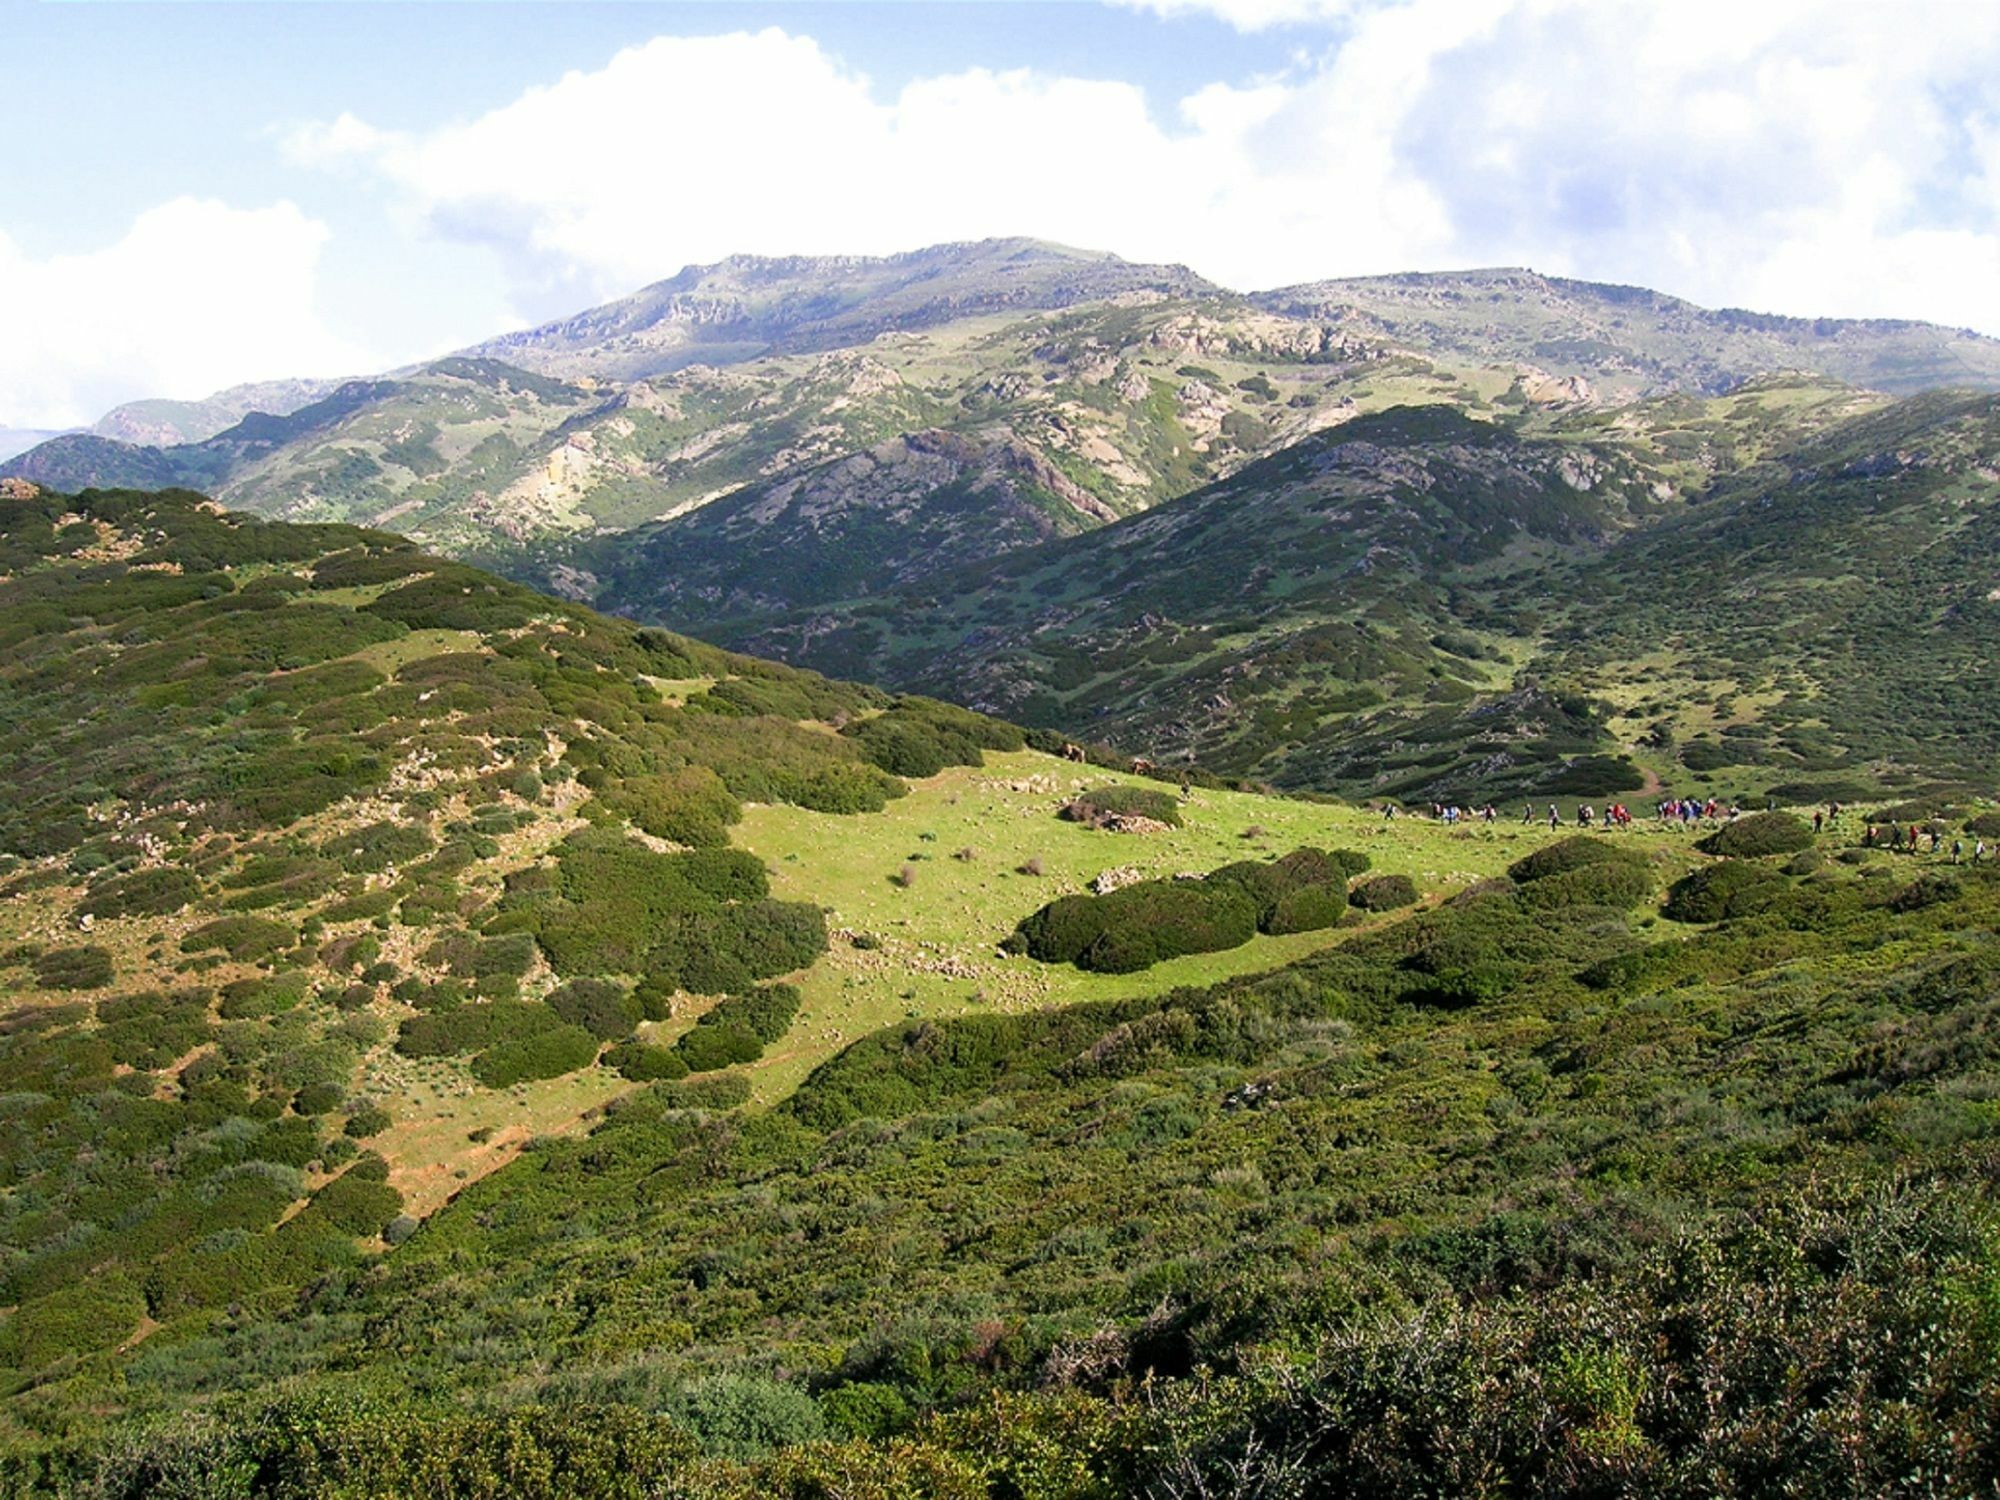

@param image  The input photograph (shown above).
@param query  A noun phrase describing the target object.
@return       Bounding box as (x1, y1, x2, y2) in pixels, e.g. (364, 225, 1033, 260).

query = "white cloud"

(1112, 0, 1364, 30)
(287, 4, 2000, 339)
(286, 24, 1462, 321)
(0, 198, 369, 430)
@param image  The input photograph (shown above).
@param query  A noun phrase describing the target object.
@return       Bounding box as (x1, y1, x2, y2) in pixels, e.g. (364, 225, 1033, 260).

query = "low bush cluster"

(1663, 860, 1791, 923)
(841, 698, 1023, 779)
(1698, 811, 1815, 858)
(1009, 848, 1358, 973)
(78, 867, 202, 920)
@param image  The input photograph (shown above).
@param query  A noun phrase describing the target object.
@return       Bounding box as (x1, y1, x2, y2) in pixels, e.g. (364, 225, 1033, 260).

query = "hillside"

(468, 237, 1222, 382)
(13, 241, 2000, 609)
(88, 377, 347, 447)
(1257, 267, 2000, 398)
(703, 379, 2000, 803)
(4, 486, 2000, 1490)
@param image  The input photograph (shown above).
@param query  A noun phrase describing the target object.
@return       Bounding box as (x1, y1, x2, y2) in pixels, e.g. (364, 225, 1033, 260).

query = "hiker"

(1953, 839, 1964, 864)
(1978, 840, 1989, 863)
(1548, 804, 1561, 830)
(1813, 810, 1824, 835)
(1523, 803, 1535, 825)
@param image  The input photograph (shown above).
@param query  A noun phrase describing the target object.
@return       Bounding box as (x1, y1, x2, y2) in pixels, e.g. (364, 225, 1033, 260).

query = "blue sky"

(4, 0, 1999, 429)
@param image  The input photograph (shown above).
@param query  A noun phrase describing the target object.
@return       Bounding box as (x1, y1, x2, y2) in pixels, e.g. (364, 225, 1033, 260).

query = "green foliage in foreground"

(8, 856, 2000, 1492)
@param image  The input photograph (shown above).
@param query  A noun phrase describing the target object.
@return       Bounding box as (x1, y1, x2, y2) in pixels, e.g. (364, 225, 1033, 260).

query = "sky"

(4, 0, 2000, 430)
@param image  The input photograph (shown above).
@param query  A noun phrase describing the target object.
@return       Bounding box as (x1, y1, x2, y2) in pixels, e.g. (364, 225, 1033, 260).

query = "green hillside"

(2, 485, 2000, 1493)
(700, 384, 2000, 805)
(15, 241, 2000, 633)
(1256, 267, 2000, 398)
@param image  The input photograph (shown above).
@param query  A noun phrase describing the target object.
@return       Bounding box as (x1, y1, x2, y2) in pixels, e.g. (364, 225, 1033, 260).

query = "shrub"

(1965, 811, 2000, 838)
(217, 974, 311, 1019)
(701, 984, 802, 1045)
(396, 1000, 561, 1059)
(651, 1072, 753, 1111)
(1061, 785, 1183, 830)
(603, 1041, 690, 1082)
(654, 901, 828, 995)
(181, 917, 294, 961)
(78, 867, 201, 920)
(546, 979, 642, 1041)
(676, 1022, 764, 1073)
(1663, 862, 1790, 923)
(1009, 880, 1261, 974)
(31, 945, 115, 990)
(472, 1024, 601, 1087)
(607, 766, 739, 847)
(422, 931, 536, 981)
(1350, 874, 1420, 912)
(318, 820, 435, 873)
(1507, 837, 1625, 884)
(1514, 861, 1654, 911)
(893, 864, 918, 889)
(1265, 884, 1349, 935)
(293, 1081, 345, 1116)
(1698, 812, 1814, 858)
(319, 932, 382, 974)
(343, 1104, 392, 1139)
(1890, 873, 1963, 913)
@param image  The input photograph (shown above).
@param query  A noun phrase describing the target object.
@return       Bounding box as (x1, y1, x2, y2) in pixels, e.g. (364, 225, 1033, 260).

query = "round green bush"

(1350, 874, 1420, 912)
(1507, 836, 1625, 884)
(1889, 873, 1962, 913)
(1513, 861, 1653, 911)
(293, 1081, 345, 1116)
(472, 1024, 601, 1088)
(31, 945, 115, 990)
(604, 1041, 691, 1082)
(1697, 812, 1814, 858)
(1663, 861, 1789, 923)
(1265, 883, 1349, 935)
(675, 1022, 764, 1073)
(546, 978, 642, 1042)
(343, 1104, 392, 1139)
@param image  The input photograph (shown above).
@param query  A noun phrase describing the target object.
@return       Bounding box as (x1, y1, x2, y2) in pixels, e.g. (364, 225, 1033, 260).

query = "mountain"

(13, 241, 2000, 591)
(4, 484, 2000, 1490)
(466, 237, 1223, 382)
(88, 376, 347, 447)
(1255, 267, 2000, 398)
(0, 429, 68, 464)
(689, 380, 2000, 803)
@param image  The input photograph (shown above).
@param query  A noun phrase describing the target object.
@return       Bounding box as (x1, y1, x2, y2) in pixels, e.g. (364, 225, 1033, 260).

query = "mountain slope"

(13, 242, 2000, 597)
(5, 487, 2000, 1491)
(88, 376, 347, 447)
(1258, 267, 2000, 399)
(696, 382, 2000, 801)
(467, 237, 1222, 382)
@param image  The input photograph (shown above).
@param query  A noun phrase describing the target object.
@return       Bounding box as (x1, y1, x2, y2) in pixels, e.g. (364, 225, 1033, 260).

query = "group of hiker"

(1384, 791, 1991, 863)
(1863, 821, 1990, 862)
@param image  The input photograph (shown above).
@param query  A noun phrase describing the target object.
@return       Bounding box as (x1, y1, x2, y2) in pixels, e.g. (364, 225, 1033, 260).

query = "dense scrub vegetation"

(10, 484, 2000, 1493)
(0, 487, 981, 1422)
(1004, 847, 1361, 972)
(3, 825, 1997, 1491)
